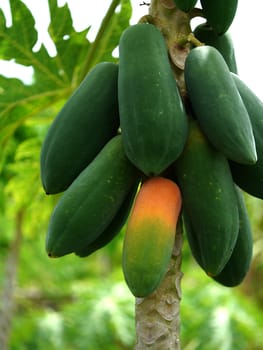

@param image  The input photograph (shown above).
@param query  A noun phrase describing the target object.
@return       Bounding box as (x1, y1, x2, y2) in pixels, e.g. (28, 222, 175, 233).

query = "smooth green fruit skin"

(200, 0, 238, 35)
(230, 73, 263, 199)
(185, 46, 257, 165)
(40, 62, 119, 194)
(182, 211, 203, 269)
(118, 23, 188, 176)
(193, 23, 238, 73)
(213, 186, 253, 287)
(173, 120, 239, 276)
(46, 135, 140, 258)
(122, 221, 175, 298)
(172, 0, 197, 12)
(75, 182, 139, 257)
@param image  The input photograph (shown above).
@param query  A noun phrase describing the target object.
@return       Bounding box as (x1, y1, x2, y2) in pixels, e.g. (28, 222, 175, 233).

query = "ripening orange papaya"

(122, 176, 182, 297)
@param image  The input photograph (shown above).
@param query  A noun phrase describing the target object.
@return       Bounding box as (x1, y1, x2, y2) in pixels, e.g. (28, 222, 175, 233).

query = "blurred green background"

(1, 187, 263, 349)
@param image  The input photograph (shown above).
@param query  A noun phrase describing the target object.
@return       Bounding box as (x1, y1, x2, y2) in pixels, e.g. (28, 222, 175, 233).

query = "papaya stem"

(188, 7, 205, 20)
(177, 33, 204, 47)
(80, 0, 121, 81)
(138, 14, 156, 24)
(147, 0, 192, 93)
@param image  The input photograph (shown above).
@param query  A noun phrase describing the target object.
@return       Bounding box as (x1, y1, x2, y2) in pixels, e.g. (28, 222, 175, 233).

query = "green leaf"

(0, 74, 65, 155)
(0, 0, 132, 152)
(45, 0, 92, 85)
(0, 0, 93, 157)
(0, 0, 37, 64)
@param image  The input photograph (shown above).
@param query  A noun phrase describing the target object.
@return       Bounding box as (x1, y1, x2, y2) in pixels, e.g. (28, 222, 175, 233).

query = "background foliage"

(0, 1, 263, 349)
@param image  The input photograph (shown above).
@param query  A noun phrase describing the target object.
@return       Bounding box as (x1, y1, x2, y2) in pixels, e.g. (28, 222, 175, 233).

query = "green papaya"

(40, 62, 119, 194)
(118, 23, 188, 176)
(200, 0, 238, 35)
(230, 73, 263, 199)
(46, 135, 140, 258)
(213, 186, 253, 287)
(193, 23, 238, 73)
(172, 0, 197, 12)
(184, 45, 257, 165)
(75, 181, 139, 257)
(173, 120, 239, 276)
(182, 211, 203, 269)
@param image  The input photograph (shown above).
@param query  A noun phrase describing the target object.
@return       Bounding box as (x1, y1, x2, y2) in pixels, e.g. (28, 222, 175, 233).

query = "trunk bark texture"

(134, 1, 190, 348)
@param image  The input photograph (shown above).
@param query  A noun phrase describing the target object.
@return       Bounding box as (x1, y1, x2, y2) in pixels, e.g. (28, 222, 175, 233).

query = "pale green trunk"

(133, 1, 193, 348)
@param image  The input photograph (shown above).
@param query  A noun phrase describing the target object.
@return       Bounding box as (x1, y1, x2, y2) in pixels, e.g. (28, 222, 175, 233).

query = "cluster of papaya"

(173, 0, 258, 288)
(173, 0, 238, 35)
(40, 62, 141, 259)
(40, 0, 261, 298)
(40, 22, 185, 298)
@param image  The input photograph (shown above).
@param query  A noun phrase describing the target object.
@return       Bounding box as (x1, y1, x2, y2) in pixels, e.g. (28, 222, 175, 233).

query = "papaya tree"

(1, 0, 263, 349)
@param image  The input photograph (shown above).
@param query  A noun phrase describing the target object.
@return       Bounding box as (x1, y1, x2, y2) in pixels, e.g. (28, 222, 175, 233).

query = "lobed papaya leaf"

(0, 0, 132, 147)
(0, 73, 66, 159)
(0, 0, 37, 63)
(0, 0, 91, 162)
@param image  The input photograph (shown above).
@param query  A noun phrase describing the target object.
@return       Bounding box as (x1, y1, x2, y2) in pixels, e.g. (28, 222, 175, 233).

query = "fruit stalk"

(148, 0, 192, 95)
(80, 0, 121, 80)
(134, 223, 183, 350)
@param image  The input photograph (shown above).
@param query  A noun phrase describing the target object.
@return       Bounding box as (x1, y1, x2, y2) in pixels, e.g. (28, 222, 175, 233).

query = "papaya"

(46, 135, 140, 258)
(172, 0, 197, 12)
(213, 186, 253, 287)
(122, 176, 182, 297)
(75, 181, 139, 257)
(230, 73, 263, 199)
(182, 211, 203, 269)
(40, 62, 119, 194)
(173, 120, 239, 276)
(200, 0, 238, 35)
(193, 23, 238, 74)
(184, 45, 257, 165)
(118, 23, 188, 176)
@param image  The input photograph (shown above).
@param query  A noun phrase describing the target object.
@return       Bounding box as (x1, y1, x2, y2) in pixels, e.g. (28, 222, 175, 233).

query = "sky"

(0, 0, 263, 100)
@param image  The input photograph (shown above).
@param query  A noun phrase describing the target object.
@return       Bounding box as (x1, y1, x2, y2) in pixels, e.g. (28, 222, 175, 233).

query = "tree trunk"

(133, 1, 192, 348)
(0, 210, 24, 350)
(134, 223, 183, 350)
